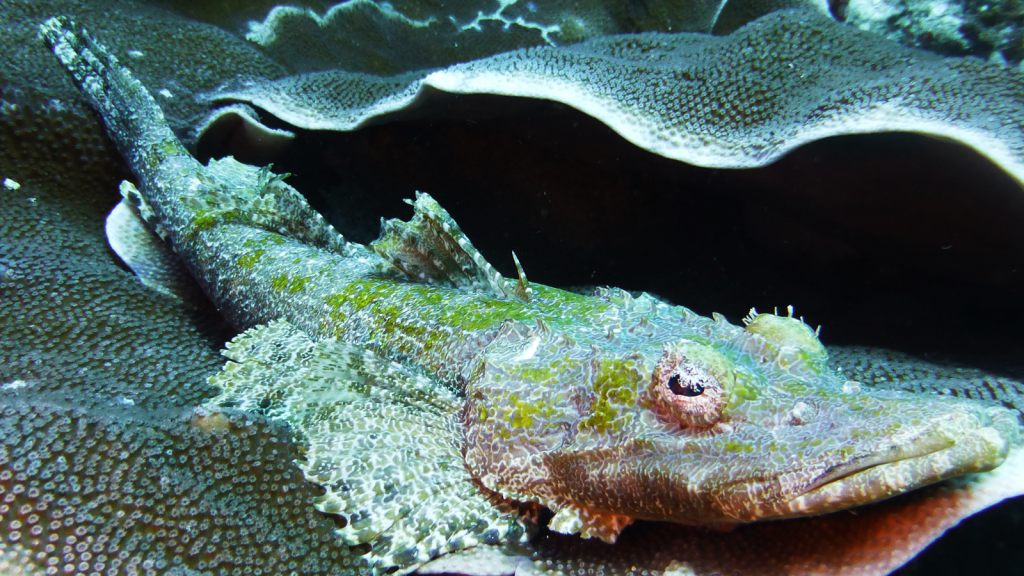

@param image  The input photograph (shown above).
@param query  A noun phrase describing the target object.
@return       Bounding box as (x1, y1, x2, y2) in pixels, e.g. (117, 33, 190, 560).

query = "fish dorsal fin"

(511, 251, 532, 302)
(197, 157, 351, 256)
(205, 320, 534, 575)
(371, 192, 528, 302)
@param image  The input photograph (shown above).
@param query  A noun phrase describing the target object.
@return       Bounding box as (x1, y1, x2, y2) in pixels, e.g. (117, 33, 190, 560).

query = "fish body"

(41, 16, 1022, 574)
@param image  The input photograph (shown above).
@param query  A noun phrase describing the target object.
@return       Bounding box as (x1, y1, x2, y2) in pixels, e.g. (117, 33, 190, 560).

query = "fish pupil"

(667, 373, 705, 397)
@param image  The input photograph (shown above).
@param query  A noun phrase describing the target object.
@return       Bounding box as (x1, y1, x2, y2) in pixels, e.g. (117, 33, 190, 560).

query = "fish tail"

(39, 17, 190, 175)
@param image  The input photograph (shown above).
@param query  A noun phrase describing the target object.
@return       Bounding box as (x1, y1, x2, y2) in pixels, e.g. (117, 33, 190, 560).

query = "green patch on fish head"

(579, 358, 642, 433)
(464, 330, 582, 445)
(464, 325, 1020, 543)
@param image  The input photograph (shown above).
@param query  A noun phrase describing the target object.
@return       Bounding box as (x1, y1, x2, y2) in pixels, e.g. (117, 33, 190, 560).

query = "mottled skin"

(41, 14, 1020, 552)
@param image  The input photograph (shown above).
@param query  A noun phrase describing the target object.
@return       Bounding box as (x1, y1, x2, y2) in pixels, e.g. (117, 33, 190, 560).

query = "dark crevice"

(204, 93, 1024, 374)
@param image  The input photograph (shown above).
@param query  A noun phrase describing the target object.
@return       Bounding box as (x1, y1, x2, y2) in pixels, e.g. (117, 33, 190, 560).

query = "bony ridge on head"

(651, 341, 736, 428)
(741, 305, 828, 371)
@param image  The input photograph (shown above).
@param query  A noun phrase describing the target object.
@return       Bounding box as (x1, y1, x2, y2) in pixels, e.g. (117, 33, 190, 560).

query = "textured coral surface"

(0, 397, 359, 575)
(208, 9, 1024, 185)
(0, 86, 358, 575)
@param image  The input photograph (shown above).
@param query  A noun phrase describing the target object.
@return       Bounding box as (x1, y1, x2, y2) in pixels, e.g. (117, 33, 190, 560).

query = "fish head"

(463, 311, 1020, 542)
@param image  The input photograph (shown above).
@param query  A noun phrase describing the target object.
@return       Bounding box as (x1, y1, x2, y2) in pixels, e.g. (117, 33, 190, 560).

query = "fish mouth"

(779, 408, 1016, 517)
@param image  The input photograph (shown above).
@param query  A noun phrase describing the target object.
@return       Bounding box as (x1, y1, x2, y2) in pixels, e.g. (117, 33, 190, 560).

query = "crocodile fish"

(41, 17, 1023, 576)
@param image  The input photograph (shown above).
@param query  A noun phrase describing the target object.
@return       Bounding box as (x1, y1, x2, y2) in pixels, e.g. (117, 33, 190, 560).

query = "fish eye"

(667, 372, 705, 397)
(651, 342, 734, 428)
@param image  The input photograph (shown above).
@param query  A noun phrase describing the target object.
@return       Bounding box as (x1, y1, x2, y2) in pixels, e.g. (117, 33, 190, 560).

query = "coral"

(204, 9, 1024, 186)
(152, 0, 839, 39)
(241, 0, 565, 75)
(177, 0, 834, 74)
(830, 345, 1024, 414)
(0, 86, 356, 575)
(0, 90, 226, 411)
(846, 0, 1024, 63)
(846, 0, 972, 53)
(0, 540, 46, 575)
(0, 0, 285, 138)
(0, 392, 357, 575)
(713, 0, 833, 33)
(192, 103, 295, 166)
(0, 0, 834, 106)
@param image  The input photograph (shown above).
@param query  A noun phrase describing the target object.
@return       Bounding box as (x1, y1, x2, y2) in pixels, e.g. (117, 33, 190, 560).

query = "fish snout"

(779, 400, 1018, 518)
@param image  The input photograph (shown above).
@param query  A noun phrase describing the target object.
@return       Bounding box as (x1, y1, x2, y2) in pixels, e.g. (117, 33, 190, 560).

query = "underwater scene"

(2, 1, 1024, 575)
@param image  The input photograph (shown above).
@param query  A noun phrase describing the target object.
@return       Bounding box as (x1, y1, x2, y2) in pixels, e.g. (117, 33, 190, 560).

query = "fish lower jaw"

(779, 424, 1010, 518)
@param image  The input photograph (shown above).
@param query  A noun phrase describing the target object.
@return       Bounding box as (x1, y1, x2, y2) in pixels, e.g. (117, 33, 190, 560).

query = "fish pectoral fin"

(205, 320, 534, 575)
(105, 195, 204, 305)
(549, 505, 634, 544)
(370, 191, 527, 301)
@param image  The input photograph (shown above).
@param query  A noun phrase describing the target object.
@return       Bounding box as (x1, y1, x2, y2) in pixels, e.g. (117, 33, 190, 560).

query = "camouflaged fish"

(41, 17, 1023, 576)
